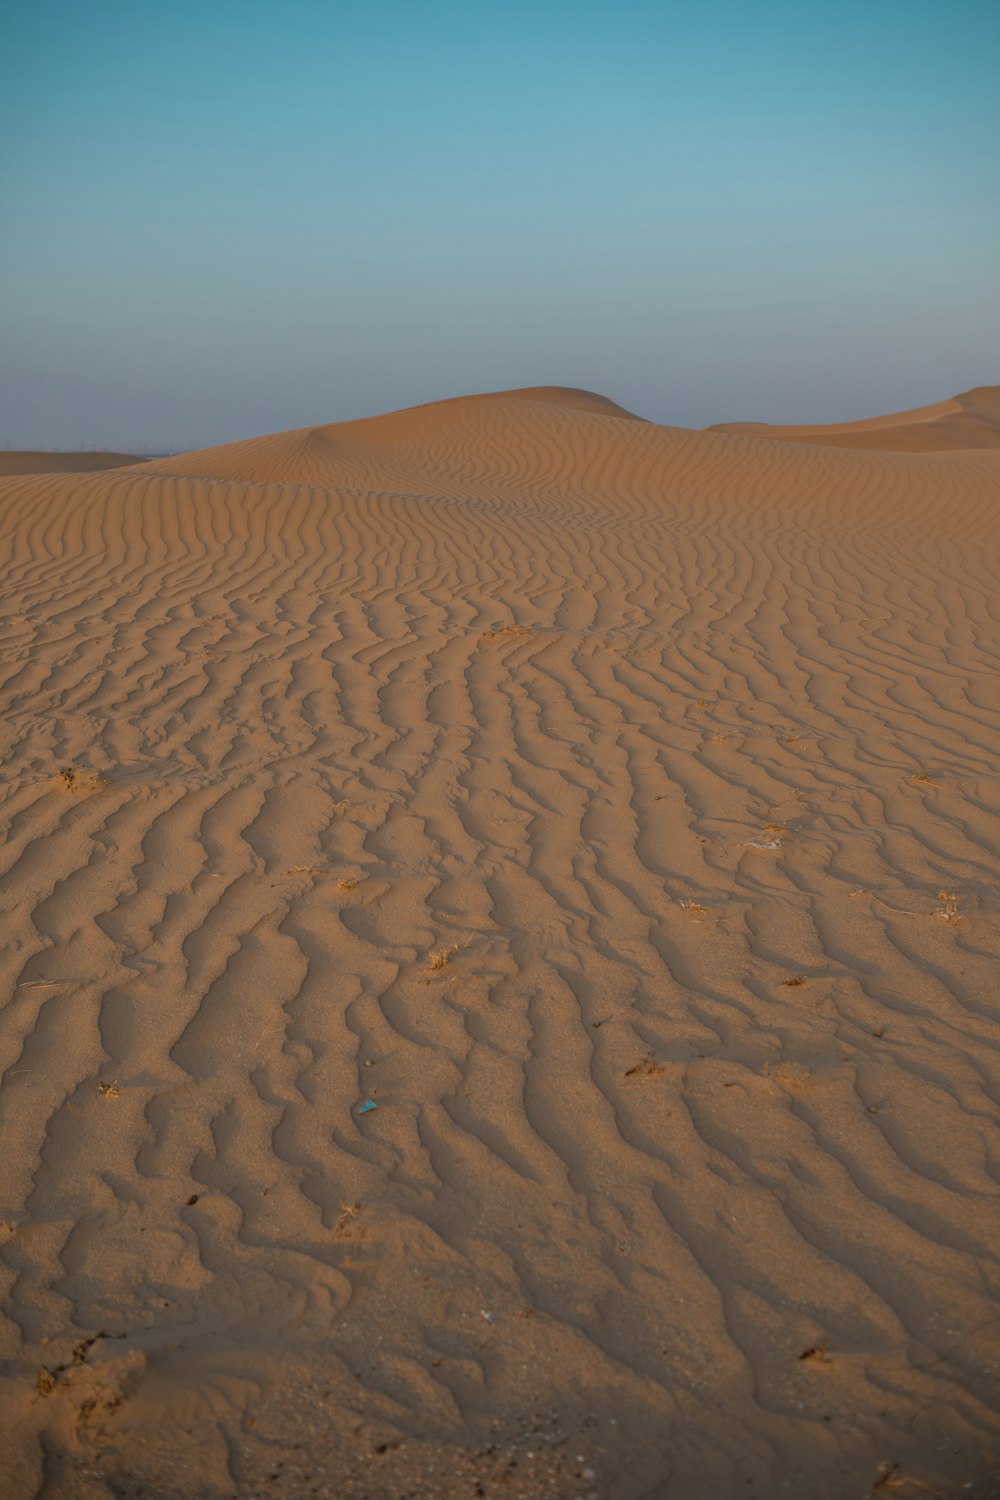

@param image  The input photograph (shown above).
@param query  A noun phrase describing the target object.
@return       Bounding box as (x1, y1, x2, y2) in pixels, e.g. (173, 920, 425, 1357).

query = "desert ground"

(0, 385, 998, 1499)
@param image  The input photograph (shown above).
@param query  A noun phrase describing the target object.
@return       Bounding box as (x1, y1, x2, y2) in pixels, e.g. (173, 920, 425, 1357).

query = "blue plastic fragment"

(357, 1099, 378, 1114)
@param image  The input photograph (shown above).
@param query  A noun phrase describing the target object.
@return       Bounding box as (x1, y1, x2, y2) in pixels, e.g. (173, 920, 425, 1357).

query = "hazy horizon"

(2, 0, 998, 451)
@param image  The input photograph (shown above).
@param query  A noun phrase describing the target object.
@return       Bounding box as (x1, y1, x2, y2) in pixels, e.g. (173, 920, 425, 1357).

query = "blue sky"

(2, 0, 998, 449)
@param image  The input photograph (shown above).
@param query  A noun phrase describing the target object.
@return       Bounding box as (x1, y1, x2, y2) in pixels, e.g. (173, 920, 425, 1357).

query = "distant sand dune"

(0, 450, 141, 476)
(709, 383, 1000, 450)
(0, 386, 998, 1498)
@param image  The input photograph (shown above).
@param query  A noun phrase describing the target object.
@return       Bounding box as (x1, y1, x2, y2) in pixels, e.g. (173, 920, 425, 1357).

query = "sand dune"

(0, 386, 999, 1499)
(709, 384, 1000, 451)
(0, 451, 141, 476)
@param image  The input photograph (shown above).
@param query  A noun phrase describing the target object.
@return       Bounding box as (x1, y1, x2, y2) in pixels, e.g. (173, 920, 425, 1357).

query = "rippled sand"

(1, 387, 999, 1499)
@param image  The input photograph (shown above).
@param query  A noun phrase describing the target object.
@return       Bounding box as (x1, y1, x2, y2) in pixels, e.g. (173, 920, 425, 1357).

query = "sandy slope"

(0, 453, 141, 476)
(0, 387, 999, 1500)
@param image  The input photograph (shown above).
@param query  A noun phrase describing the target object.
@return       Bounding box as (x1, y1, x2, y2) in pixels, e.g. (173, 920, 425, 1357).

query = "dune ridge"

(0, 386, 999, 1499)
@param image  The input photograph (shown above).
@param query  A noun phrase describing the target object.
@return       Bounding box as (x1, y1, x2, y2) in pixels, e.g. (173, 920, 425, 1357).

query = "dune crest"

(0, 385, 999, 1498)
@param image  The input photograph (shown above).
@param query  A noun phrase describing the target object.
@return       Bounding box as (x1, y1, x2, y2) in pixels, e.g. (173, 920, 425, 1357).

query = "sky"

(1, 0, 998, 450)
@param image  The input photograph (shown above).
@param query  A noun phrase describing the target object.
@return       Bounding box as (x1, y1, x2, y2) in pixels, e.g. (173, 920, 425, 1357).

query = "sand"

(0, 386, 998, 1499)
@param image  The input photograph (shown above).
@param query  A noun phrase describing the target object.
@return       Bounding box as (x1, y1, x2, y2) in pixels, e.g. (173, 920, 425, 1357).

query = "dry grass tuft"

(624, 1051, 667, 1081)
(481, 624, 531, 640)
(868, 889, 963, 923)
(429, 945, 459, 972)
(936, 889, 960, 923)
(334, 1201, 362, 1237)
(56, 765, 107, 795)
